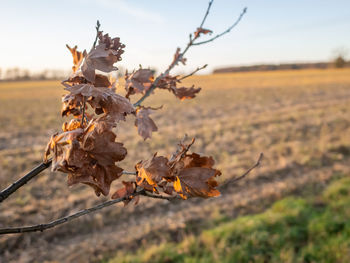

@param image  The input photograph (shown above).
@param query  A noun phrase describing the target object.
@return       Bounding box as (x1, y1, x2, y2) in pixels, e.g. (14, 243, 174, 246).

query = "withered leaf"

(92, 93, 135, 123)
(82, 41, 125, 82)
(135, 153, 170, 191)
(67, 164, 123, 196)
(111, 181, 135, 206)
(125, 69, 154, 98)
(66, 44, 85, 73)
(173, 167, 220, 199)
(174, 86, 201, 100)
(82, 121, 127, 166)
(135, 107, 158, 140)
(61, 93, 83, 117)
(194, 27, 213, 38)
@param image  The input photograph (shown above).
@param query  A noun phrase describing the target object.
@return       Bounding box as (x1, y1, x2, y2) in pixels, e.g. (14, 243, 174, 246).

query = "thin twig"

(220, 153, 263, 189)
(80, 96, 86, 127)
(92, 20, 101, 49)
(0, 159, 52, 203)
(143, 191, 180, 201)
(0, 191, 142, 235)
(193, 7, 247, 46)
(178, 64, 208, 81)
(199, 0, 214, 29)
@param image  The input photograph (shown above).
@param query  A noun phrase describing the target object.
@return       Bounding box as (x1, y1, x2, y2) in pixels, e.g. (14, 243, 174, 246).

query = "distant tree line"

(0, 67, 126, 81)
(213, 57, 349, 74)
(0, 68, 70, 81)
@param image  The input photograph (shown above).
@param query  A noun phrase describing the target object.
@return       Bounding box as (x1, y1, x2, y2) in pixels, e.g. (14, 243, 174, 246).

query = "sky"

(0, 0, 349, 74)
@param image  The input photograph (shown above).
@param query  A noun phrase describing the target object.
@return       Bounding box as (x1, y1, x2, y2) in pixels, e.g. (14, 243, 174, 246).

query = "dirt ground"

(0, 68, 350, 262)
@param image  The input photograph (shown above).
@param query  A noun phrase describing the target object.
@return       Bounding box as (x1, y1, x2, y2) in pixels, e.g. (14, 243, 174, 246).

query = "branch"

(220, 153, 263, 189)
(0, 159, 52, 203)
(192, 7, 247, 46)
(0, 162, 135, 204)
(0, 153, 262, 235)
(0, 189, 177, 235)
(178, 64, 208, 81)
(0, 191, 141, 234)
(199, 0, 214, 29)
(133, 2, 246, 108)
(92, 20, 101, 49)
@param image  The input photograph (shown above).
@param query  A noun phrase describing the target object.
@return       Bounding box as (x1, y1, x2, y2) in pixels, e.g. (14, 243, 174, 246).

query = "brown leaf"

(173, 167, 220, 199)
(67, 164, 123, 196)
(135, 107, 158, 140)
(125, 69, 154, 98)
(135, 153, 170, 191)
(172, 152, 221, 199)
(82, 121, 127, 166)
(82, 39, 125, 82)
(92, 93, 135, 123)
(61, 93, 83, 117)
(173, 47, 187, 66)
(194, 27, 213, 38)
(66, 44, 85, 73)
(174, 86, 201, 100)
(111, 181, 135, 206)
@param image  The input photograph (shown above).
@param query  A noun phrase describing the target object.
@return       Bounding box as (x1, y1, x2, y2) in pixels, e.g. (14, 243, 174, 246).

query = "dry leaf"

(125, 69, 154, 98)
(66, 44, 85, 73)
(135, 153, 170, 191)
(194, 27, 213, 38)
(174, 86, 201, 100)
(111, 181, 135, 206)
(82, 39, 125, 82)
(134, 107, 158, 140)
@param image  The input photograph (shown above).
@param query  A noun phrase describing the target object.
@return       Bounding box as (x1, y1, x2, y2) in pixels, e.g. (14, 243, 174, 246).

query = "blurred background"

(0, 0, 350, 262)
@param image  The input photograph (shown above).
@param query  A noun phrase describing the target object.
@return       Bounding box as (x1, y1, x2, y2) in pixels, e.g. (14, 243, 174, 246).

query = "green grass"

(108, 176, 350, 263)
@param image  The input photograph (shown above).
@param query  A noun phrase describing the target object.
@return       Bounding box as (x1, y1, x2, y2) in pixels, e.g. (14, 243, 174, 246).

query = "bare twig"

(0, 191, 141, 234)
(193, 7, 247, 46)
(92, 20, 101, 49)
(178, 64, 208, 81)
(143, 191, 180, 201)
(0, 159, 52, 203)
(0, 189, 180, 235)
(199, 0, 214, 29)
(80, 96, 86, 127)
(220, 153, 263, 189)
(0, 163, 135, 204)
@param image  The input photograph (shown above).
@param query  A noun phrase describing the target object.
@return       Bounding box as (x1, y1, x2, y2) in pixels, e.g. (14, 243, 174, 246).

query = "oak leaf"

(174, 85, 201, 100)
(135, 153, 170, 191)
(82, 122, 127, 166)
(194, 27, 213, 38)
(125, 69, 154, 98)
(111, 181, 136, 205)
(66, 44, 85, 73)
(82, 40, 125, 82)
(134, 107, 158, 140)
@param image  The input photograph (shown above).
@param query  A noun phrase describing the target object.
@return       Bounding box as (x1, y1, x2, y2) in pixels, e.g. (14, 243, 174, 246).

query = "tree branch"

(220, 153, 263, 189)
(199, 0, 214, 29)
(92, 20, 101, 49)
(0, 191, 142, 234)
(133, 3, 246, 108)
(192, 7, 247, 46)
(0, 154, 262, 235)
(0, 163, 135, 204)
(0, 159, 52, 203)
(178, 64, 208, 81)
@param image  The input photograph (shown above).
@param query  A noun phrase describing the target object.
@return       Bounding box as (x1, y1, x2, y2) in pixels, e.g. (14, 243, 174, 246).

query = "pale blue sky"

(0, 0, 349, 74)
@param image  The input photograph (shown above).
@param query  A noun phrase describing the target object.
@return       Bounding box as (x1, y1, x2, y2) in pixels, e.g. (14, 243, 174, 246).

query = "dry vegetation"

(0, 68, 350, 262)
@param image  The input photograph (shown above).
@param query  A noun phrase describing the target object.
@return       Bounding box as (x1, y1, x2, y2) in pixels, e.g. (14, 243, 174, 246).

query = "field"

(0, 68, 350, 262)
